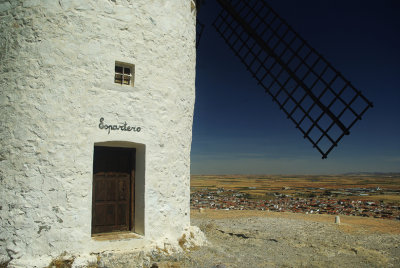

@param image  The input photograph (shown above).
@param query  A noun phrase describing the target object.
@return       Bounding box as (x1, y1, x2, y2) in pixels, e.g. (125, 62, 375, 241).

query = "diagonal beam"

(216, 0, 349, 135)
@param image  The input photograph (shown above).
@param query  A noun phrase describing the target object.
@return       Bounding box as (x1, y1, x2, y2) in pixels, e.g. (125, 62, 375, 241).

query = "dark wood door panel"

(118, 176, 129, 201)
(94, 175, 116, 201)
(117, 204, 129, 226)
(94, 204, 115, 226)
(92, 146, 136, 234)
(93, 173, 130, 233)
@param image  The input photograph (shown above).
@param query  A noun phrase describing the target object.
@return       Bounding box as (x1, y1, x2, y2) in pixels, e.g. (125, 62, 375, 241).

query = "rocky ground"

(151, 210, 400, 268)
(11, 210, 398, 268)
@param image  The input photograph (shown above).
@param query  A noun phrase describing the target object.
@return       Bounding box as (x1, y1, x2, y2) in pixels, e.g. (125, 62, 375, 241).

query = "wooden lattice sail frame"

(211, 0, 373, 158)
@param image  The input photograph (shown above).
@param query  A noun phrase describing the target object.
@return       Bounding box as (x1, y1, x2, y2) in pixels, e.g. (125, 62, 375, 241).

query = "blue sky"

(191, 0, 400, 175)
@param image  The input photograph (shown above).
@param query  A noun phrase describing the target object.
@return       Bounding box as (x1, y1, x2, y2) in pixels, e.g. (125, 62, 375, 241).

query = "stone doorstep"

(91, 231, 143, 241)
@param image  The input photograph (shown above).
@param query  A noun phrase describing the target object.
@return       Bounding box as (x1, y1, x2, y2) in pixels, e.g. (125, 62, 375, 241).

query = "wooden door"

(92, 146, 135, 234)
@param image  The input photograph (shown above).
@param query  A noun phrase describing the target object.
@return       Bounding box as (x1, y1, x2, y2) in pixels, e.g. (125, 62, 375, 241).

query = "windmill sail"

(213, 0, 373, 159)
(196, 19, 205, 49)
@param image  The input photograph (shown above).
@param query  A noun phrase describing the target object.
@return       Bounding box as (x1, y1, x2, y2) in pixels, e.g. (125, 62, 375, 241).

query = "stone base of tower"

(4, 226, 206, 268)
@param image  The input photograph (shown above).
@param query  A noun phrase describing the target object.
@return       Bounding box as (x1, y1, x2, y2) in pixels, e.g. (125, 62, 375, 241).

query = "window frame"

(114, 61, 135, 87)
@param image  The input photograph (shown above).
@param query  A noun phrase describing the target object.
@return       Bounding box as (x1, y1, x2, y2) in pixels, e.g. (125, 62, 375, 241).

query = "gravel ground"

(3, 211, 397, 267)
(54, 210, 399, 268)
(167, 210, 400, 268)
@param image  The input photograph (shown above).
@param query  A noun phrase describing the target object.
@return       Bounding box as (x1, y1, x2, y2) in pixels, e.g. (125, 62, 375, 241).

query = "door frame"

(92, 141, 146, 236)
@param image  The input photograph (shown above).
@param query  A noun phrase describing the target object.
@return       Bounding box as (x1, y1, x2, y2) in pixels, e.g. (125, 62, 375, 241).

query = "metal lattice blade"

(196, 18, 205, 49)
(213, 0, 373, 159)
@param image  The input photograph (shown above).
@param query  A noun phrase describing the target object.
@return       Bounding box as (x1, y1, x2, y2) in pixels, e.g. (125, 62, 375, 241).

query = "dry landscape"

(169, 174, 400, 267)
(191, 174, 400, 219)
(191, 174, 400, 202)
(147, 174, 400, 267)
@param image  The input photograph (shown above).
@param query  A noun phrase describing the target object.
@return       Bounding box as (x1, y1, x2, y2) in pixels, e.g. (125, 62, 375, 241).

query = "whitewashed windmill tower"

(0, 0, 199, 266)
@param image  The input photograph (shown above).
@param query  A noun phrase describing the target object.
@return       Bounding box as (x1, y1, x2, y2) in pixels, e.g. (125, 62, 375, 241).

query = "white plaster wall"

(0, 0, 196, 266)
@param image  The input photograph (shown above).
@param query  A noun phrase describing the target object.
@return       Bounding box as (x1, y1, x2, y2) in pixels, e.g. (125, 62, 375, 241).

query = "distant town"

(191, 187, 400, 220)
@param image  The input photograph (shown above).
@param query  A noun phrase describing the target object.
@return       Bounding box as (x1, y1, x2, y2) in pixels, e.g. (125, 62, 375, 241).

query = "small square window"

(115, 61, 135, 86)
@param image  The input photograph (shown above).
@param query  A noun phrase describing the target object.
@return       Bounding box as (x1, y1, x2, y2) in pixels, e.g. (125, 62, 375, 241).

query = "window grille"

(115, 62, 135, 86)
(213, 0, 373, 158)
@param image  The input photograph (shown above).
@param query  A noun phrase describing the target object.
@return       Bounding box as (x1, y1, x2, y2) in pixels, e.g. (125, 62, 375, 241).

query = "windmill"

(196, 0, 373, 159)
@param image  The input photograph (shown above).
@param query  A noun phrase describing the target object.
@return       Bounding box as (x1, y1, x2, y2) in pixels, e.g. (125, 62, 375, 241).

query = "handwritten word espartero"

(98, 117, 141, 134)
